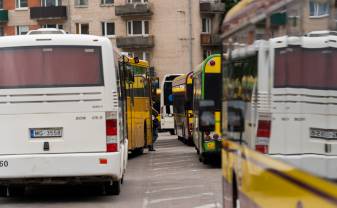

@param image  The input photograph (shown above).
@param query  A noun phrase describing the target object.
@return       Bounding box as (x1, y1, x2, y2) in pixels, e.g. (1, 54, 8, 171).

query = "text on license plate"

(310, 128, 337, 140)
(30, 128, 63, 138)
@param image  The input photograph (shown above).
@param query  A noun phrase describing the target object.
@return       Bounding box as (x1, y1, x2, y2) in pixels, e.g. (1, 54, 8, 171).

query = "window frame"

(75, 23, 89, 35)
(202, 17, 212, 34)
(127, 20, 149, 36)
(74, 0, 88, 7)
(309, 0, 330, 18)
(42, 0, 60, 7)
(100, 0, 114, 6)
(101, 22, 116, 38)
(127, 0, 148, 3)
(16, 25, 29, 35)
(16, 0, 28, 9)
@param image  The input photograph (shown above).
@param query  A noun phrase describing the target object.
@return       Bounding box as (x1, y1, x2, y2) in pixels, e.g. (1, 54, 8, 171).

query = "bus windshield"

(0, 46, 103, 89)
(274, 47, 337, 90)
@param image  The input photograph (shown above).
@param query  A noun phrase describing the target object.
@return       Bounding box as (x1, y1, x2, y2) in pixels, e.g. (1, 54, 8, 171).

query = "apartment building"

(0, 0, 225, 80)
(222, 0, 337, 46)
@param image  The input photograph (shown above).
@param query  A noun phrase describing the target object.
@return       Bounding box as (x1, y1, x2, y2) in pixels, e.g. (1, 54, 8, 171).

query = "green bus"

(193, 54, 222, 164)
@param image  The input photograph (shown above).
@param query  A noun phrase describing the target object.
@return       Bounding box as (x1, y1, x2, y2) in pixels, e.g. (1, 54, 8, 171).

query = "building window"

(0, 26, 4, 36)
(75, 0, 88, 6)
(43, 24, 63, 29)
(16, 0, 28, 8)
(16, 26, 29, 35)
(0, 0, 3, 9)
(75, 23, 89, 34)
(42, 0, 61, 6)
(127, 0, 148, 3)
(127, 20, 149, 36)
(101, 22, 115, 37)
(127, 51, 150, 61)
(309, 0, 329, 17)
(101, 0, 114, 5)
(202, 17, 211, 33)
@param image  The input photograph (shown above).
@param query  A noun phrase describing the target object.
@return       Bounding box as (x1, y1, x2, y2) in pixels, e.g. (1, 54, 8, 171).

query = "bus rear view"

(160, 74, 182, 134)
(0, 34, 127, 197)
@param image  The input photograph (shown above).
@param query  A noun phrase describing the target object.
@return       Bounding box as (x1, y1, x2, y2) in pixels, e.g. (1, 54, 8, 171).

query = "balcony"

(200, 34, 221, 46)
(115, 3, 152, 17)
(200, 1, 225, 14)
(116, 35, 154, 49)
(0, 10, 8, 23)
(30, 6, 67, 20)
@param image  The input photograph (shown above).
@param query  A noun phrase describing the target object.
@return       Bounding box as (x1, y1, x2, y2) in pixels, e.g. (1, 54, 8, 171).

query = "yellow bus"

(172, 72, 194, 145)
(118, 56, 153, 155)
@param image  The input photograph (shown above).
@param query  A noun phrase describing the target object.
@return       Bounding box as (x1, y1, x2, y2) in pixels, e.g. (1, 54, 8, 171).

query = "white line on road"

(148, 192, 214, 204)
(194, 203, 222, 208)
(145, 185, 205, 194)
(152, 159, 194, 166)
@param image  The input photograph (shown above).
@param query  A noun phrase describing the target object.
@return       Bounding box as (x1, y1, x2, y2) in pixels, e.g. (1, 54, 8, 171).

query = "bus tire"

(8, 185, 25, 197)
(169, 129, 175, 135)
(0, 186, 7, 197)
(105, 180, 121, 196)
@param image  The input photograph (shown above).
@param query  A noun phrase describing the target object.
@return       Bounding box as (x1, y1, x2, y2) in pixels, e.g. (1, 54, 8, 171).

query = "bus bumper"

(0, 152, 122, 185)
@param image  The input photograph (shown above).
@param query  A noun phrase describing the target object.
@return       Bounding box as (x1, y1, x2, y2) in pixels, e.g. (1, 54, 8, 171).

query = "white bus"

(223, 33, 337, 180)
(0, 32, 128, 197)
(160, 74, 183, 134)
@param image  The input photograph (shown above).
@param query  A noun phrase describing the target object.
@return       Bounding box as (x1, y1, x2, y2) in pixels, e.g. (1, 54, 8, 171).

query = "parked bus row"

(0, 29, 157, 197)
(171, 54, 223, 164)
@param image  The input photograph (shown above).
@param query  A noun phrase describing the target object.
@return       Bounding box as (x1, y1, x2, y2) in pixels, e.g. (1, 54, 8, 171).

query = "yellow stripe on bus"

(222, 140, 337, 208)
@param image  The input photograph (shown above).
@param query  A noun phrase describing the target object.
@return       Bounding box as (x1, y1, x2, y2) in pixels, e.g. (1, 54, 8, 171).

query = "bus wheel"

(169, 129, 175, 135)
(8, 185, 25, 197)
(105, 180, 121, 196)
(0, 186, 7, 197)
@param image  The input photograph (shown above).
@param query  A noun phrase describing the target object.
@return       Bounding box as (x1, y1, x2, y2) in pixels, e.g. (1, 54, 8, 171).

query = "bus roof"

(172, 74, 187, 88)
(0, 34, 112, 48)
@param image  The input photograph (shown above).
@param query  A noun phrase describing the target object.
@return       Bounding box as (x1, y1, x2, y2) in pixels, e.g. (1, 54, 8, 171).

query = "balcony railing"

(0, 10, 8, 22)
(200, 34, 221, 46)
(30, 6, 67, 20)
(116, 35, 154, 49)
(200, 1, 225, 14)
(115, 3, 152, 17)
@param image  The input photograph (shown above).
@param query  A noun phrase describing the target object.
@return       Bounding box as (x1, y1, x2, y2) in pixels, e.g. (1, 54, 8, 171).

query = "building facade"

(0, 0, 225, 80)
(222, 0, 337, 46)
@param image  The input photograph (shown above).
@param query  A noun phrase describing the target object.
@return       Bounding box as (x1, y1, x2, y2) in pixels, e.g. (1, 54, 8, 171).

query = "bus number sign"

(0, 160, 8, 167)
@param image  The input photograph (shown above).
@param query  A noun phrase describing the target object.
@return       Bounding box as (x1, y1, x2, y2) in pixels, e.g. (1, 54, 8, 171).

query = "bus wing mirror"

(198, 100, 215, 132)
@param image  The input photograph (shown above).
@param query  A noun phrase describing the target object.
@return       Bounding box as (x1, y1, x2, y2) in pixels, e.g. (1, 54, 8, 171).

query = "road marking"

(148, 192, 214, 204)
(145, 185, 205, 194)
(153, 169, 201, 177)
(152, 159, 194, 166)
(194, 203, 222, 208)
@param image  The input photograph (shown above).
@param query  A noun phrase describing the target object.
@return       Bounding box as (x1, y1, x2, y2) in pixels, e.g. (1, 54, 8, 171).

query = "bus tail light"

(106, 112, 118, 152)
(255, 120, 271, 154)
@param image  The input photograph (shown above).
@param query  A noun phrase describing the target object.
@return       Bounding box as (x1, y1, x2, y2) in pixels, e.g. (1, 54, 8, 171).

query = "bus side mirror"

(198, 100, 215, 132)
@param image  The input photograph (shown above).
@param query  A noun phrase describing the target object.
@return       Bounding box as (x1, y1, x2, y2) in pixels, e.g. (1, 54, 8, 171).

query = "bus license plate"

(310, 128, 337, 140)
(30, 128, 63, 138)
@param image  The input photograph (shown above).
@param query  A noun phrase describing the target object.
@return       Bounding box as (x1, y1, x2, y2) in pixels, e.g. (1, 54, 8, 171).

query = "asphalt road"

(0, 133, 222, 208)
